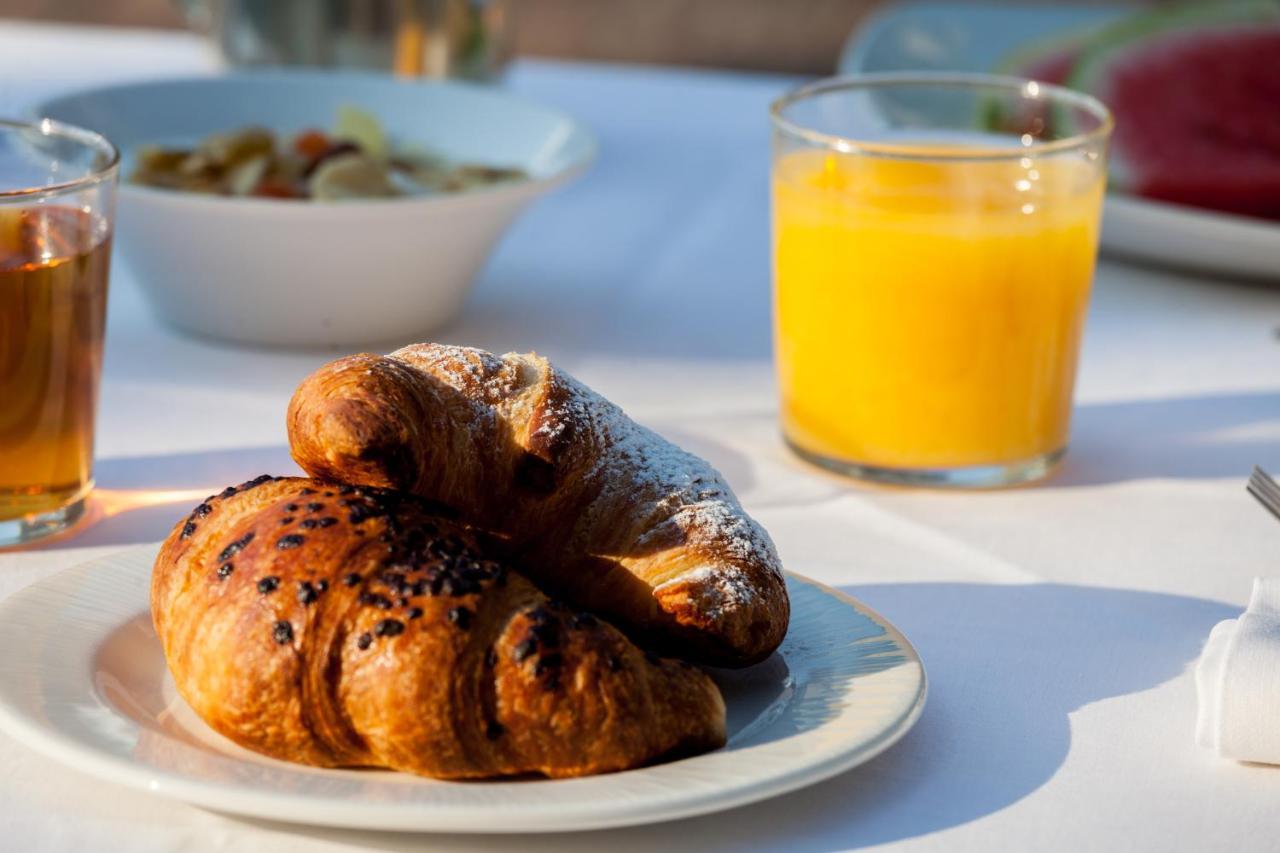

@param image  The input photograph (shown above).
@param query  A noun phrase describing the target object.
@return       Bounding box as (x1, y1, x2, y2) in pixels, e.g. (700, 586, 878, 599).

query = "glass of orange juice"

(771, 73, 1112, 487)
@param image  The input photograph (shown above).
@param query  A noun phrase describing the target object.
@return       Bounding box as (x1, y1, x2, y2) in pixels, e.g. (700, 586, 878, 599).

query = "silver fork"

(1248, 466, 1280, 523)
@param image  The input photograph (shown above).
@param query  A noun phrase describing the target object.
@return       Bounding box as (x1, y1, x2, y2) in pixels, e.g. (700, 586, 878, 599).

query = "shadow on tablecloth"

(1059, 391, 1280, 487)
(218, 582, 1233, 852)
(25, 445, 301, 551)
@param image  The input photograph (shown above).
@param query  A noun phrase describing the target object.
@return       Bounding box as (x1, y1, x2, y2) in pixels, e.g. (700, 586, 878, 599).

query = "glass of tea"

(771, 74, 1112, 488)
(0, 119, 117, 547)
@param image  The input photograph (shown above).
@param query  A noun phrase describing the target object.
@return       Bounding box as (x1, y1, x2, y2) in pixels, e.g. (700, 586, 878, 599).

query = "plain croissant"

(151, 475, 726, 779)
(287, 343, 789, 667)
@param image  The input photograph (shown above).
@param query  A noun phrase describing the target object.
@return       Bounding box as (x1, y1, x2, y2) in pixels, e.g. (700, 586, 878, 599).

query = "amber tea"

(0, 206, 111, 524)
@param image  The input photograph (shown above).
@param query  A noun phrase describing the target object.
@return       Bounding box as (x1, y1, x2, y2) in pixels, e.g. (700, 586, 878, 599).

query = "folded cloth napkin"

(1197, 578, 1280, 763)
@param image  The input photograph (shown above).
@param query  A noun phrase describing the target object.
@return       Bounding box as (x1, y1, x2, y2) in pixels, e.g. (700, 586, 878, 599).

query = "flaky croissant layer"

(152, 476, 726, 779)
(288, 343, 790, 666)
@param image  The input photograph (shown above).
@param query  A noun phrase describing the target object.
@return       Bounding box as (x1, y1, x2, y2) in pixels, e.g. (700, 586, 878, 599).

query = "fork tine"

(1251, 467, 1280, 502)
(1247, 466, 1280, 523)
(1249, 467, 1280, 497)
(1250, 466, 1280, 493)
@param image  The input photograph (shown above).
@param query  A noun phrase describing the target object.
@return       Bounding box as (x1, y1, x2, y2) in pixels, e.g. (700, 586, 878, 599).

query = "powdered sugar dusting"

(654, 564, 760, 623)
(555, 372, 784, 592)
(389, 343, 785, 627)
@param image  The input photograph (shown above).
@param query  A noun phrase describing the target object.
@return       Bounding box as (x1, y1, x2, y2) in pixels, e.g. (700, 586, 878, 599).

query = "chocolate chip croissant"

(287, 343, 789, 667)
(151, 475, 726, 779)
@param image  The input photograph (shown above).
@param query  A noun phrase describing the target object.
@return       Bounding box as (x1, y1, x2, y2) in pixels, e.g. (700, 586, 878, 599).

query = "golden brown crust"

(151, 476, 725, 779)
(287, 344, 790, 667)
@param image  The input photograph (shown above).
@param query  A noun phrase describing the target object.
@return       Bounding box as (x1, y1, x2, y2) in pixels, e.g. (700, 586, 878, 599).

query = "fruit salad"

(130, 106, 527, 201)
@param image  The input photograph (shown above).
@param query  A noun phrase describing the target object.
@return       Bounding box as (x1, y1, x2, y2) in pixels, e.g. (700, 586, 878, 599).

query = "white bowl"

(36, 72, 595, 347)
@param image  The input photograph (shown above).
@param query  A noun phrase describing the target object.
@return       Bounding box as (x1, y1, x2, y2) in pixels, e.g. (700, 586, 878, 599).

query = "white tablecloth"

(2, 19, 1279, 853)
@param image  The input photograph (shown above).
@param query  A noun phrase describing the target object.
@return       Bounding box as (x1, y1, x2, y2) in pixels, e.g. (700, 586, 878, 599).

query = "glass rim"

(770, 71, 1114, 162)
(0, 117, 119, 199)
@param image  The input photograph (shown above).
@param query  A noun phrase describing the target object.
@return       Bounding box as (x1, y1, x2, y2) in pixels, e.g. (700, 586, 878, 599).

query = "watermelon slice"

(983, 28, 1098, 139)
(1068, 0, 1280, 220)
(996, 28, 1097, 86)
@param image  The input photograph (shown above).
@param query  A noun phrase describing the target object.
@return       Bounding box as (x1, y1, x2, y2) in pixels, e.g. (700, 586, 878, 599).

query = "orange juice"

(773, 148, 1105, 473)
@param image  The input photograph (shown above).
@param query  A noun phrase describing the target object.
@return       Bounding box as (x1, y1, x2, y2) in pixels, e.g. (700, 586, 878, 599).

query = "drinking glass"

(0, 119, 118, 546)
(771, 73, 1112, 487)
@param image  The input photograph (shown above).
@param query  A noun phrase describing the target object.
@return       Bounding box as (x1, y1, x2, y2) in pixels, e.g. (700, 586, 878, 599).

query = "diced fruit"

(308, 153, 399, 201)
(293, 130, 331, 160)
(332, 105, 389, 162)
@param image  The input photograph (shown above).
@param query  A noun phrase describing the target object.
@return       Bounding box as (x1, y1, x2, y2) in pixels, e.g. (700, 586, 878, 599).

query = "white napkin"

(1197, 578, 1280, 764)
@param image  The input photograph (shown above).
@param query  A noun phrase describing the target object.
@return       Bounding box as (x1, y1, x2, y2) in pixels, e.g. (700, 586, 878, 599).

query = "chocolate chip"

(285, 503, 299, 512)
(299, 519, 318, 529)
(218, 531, 254, 562)
(316, 579, 328, 592)
(280, 516, 294, 525)
(513, 639, 537, 662)
(219, 486, 238, 499)
(257, 576, 280, 594)
(338, 485, 356, 495)
(360, 592, 392, 609)
(375, 618, 404, 637)
(272, 621, 293, 644)
(299, 488, 316, 496)
(530, 622, 560, 646)
(447, 607, 472, 630)
(298, 581, 318, 605)
(306, 502, 324, 512)
(277, 533, 305, 550)
(407, 607, 423, 620)
(534, 653, 563, 676)
(570, 612, 598, 629)
(485, 720, 505, 740)
(344, 573, 361, 587)
(180, 521, 197, 538)
(316, 517, 337, 528)
(357, 632, 372, 650)
(193, 503, 213, 518)
(217, 562, 234, 580)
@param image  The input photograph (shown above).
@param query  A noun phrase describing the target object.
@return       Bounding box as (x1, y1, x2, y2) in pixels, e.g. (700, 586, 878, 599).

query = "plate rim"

(0, 545, 927, 833)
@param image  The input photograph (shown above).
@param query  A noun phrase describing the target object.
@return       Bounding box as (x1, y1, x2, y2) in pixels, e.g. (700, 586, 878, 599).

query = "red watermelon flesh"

(1095, 26, 1280, 220)
(1014, 46, 1082, 86)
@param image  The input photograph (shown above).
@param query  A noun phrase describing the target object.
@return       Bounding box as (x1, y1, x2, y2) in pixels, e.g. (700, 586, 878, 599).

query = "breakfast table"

(2, 19, 1280, 853)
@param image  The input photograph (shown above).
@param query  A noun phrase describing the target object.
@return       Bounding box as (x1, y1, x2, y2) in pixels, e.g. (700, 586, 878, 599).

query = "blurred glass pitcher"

(178, 0, 512, 81)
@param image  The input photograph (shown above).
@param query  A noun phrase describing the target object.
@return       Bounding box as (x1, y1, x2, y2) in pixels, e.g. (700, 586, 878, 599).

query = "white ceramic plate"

(839, 1, 1280, 282)
(0, 546, 924, 833)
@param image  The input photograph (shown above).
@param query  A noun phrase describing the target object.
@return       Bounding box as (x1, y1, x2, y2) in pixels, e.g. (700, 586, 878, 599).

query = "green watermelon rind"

(992, 25, 1095, 79)
(1061, 0, 1280, 188)
(977, 2, 1280, 168)
(1068, 0, 1280, 94)
(977, 20, 1113, 140)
